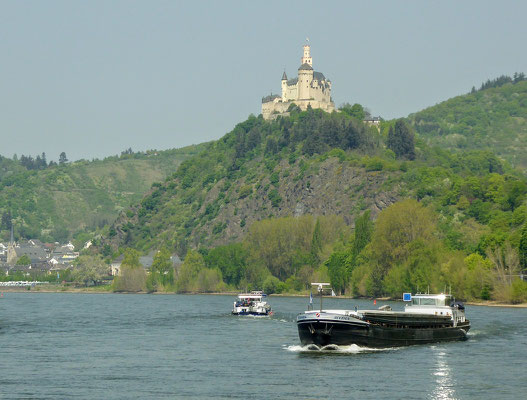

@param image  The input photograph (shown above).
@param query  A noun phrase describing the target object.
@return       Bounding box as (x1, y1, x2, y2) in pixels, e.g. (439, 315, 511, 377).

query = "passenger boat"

(297, 283, 470, 348)
(232, 291, 272, 316)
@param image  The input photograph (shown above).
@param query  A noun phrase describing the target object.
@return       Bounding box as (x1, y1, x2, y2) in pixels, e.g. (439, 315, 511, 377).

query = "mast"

(311, 282, 331, 311)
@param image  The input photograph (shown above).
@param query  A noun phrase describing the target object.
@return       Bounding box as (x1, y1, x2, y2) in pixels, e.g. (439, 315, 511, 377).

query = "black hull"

(297, 319, 470, 348)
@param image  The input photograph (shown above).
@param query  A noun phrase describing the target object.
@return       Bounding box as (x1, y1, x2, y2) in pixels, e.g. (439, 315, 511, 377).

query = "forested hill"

(407, 78, 527, 172)
(104, 106, 526, 265)
(0, 144, 207, 245)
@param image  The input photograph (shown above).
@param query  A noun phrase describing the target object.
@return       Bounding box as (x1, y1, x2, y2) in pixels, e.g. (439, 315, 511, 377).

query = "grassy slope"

(0, 144, 208, 242)
(407, 81, 527, 172)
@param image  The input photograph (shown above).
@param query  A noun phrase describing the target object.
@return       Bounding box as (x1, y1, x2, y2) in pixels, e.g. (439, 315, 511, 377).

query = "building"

(363, 116, 382, 130)
(261, 43, 335, 119)
(50, 242, 79, 265)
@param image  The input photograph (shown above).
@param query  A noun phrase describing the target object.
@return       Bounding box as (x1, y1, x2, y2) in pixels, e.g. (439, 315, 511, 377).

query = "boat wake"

(284, 344, 394, 354)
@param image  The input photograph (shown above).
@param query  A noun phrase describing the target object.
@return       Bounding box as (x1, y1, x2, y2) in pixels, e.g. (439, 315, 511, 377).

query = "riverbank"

(2, 286, 526, 307)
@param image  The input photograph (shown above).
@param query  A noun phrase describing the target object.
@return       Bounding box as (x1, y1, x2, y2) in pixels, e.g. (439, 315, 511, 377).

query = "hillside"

(103, 110, 382, 251)
(101, 107, 527, 303)
(105, 107, 526, 257)
(0, 144, 207, 244)
(407, 79, 527, 172)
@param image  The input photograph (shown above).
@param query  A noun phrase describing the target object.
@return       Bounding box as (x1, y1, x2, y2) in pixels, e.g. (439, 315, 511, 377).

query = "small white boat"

(232, 291, 272, 316)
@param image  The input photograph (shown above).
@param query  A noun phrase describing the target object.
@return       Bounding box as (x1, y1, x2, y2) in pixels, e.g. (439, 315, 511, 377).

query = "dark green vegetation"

(105, 101, 527, 302)
(0, 145, 206, 244)
(105, 107, 382, 252)
(408, 75, 527, 172)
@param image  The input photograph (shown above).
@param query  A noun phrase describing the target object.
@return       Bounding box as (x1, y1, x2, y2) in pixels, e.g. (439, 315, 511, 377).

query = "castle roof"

(282, 71, 288, 80)
(298, 63, 313, 71)
(262, 94, 281, 104)
(287, 77, 298, 85)
(313, 71, 326, 81)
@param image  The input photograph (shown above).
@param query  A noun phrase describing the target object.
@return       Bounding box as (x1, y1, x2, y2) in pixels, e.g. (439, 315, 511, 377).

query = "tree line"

(471, 72, 526, 93)
(14, 152, 69, 170)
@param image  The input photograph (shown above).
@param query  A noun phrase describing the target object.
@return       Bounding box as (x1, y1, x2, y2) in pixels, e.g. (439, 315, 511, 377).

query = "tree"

(113, 249, 146, 292)
(147, 247, 174, 291)
(16, 254, 31, 266)
(1, 211, 12, 230)
(368, 200, 436, 295)
(339, 103, 365, 120)
(176, 249, 205, 292)
(122, 248, 141, 268)
(520, 224, 527, 270)
(73, 255, 108, 286)
(387, 119, 415, 160)
(351, 210, 373, 265)
(59, 152, 68, 165)
(325, 250, 351, 294)
(205, 243, 248, 286)
(310, 218, 322, 266)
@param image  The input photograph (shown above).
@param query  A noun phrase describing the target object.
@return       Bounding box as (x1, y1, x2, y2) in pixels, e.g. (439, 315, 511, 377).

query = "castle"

(261, 43, 336, 119)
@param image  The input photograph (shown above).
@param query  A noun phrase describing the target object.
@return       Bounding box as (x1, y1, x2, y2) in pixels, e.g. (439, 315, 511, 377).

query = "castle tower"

(301, 44, 312, 66)
(281, 71, 288, 101)
(298, 62, 313, 100)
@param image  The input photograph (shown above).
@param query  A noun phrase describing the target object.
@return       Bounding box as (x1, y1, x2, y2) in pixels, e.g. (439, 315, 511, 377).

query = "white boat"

(232, 291, 272, 316)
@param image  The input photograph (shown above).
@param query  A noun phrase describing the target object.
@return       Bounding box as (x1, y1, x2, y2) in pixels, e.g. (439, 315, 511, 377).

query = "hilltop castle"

(261, 43, 335, 119)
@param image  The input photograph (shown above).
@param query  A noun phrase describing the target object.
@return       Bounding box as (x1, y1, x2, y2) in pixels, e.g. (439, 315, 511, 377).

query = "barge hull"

(297, 319, 470, 348)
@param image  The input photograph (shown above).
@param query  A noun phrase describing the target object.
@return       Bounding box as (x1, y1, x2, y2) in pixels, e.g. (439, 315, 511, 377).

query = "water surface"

(0, 293, 525, 399)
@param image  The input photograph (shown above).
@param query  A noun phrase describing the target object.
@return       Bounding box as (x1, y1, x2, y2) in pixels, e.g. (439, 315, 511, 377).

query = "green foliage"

(268, 189, 282, 207)
(122, 248, 141, 268)
(387, 119, 415, 160)
(0, 143, 205, 243)
(146, 247, 175, 292)
(113, 248, 146, 292)
(262, 275, 285, 294)
(339, 103, 366, 120)
(113, 266, 146, 292)
(325, 249, 351, 295)
(520, 224, 527, 269)
(351, 210, 373, 265)
(15, 254, 31, 265)
(175, 249, 225, 293)
(204, 243, 248, 286)
(72, 255, 108, 286)
(310, 218, 323, 265)
(408, 79, 527, 170)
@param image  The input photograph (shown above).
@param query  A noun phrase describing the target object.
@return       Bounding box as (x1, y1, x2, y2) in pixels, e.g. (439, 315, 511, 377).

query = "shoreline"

(1, 287, 526, 307)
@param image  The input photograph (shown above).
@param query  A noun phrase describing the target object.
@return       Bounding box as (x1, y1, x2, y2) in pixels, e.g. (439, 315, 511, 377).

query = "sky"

(1, 0, 526, 162)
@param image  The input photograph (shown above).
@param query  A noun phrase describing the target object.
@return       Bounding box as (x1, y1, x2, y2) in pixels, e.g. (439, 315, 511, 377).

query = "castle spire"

(282, 70, 288, 81)
(10, 223, 14, 245)
(301, 43, 312, 66)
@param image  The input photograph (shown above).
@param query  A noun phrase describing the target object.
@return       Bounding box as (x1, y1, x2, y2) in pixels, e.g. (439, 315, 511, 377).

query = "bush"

(262, 275, 282, 294)
(113, 265, 146, 292)
(510, 278, 527, 304)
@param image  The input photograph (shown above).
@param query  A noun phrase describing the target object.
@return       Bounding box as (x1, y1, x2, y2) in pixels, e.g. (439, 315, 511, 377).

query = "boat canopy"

(410, 294, 452, 307)
(237, 291, 267, 300)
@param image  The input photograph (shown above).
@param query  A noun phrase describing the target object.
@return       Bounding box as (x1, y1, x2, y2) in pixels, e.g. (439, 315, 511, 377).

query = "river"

(0, 293, 526, 399)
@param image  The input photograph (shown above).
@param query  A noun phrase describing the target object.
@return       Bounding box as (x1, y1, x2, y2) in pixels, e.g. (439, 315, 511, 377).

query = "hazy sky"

(1, 0, 526, 162)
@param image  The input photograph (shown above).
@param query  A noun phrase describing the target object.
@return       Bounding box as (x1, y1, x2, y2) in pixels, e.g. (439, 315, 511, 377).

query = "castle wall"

(284, 83, 297, 101)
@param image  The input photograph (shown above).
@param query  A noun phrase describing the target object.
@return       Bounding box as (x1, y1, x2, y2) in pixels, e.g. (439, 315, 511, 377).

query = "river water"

(0, 293, 526, 399)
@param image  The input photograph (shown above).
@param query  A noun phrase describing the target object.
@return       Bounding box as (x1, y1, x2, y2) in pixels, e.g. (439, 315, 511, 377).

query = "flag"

(309, 291, 313, 305)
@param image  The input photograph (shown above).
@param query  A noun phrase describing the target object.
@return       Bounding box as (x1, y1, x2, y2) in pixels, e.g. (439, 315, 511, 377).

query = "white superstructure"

(232, 291, 272, 316)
